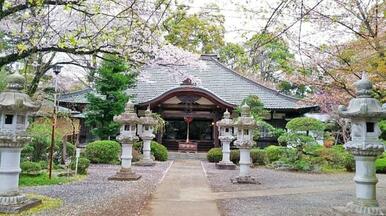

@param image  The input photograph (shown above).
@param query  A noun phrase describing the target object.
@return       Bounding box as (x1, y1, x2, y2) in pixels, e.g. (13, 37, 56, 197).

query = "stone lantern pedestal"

(136, 108, 156, 167)
(335, 74, 386, 216)
(230, 104, 259, 184)
(216, 110, 236, 170)
(0, 72, 41, 213)
(108, 101, 141, 181)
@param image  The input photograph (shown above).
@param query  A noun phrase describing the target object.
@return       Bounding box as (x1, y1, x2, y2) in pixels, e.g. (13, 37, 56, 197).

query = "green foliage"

(246, 33, 294, 81)
(24, 118, 62, 162)
(84, 140, 121, 164)
(237, 95, 267, 119)
(85, 55, 136, 139)
(219, 43, 249, 70)
(286, 117, 326, 132)
(250, 148, 267, 165)
(151, 141, 168, 161)
(376, 158, 386, 173)
(379, 120, 386, 141)
(19, 173, 82, 186)
(0, 67, 7, 91)
(21, 161, 42, 174)
(163, 5, 225, 53)
(265, 145, 285, 162)
(278, 81, 312, 98)
(230, 149, 240, 164)
(207, 147, 222, 162)
(56, 142, 75, 163)
(70, 157, 90, 175)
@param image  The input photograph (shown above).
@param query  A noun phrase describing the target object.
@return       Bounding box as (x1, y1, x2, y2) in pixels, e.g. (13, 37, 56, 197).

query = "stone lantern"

(0, 72, 41, 213)
(338, 74, 386, 215)
(216, 109, 236, 170)
(136, 107, 157, 166)
(108, 100, 141, 181)
(231, 103, 259, 184)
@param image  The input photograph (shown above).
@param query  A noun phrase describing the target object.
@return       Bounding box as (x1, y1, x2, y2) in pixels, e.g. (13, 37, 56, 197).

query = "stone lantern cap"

(139, 107, 157, 126)
(233, 103, 257, 129)
(113, 100, 140, 124)
(338, 74, 386, 119)
(216, 109, 233, 128)
(0, 72, 40, 113)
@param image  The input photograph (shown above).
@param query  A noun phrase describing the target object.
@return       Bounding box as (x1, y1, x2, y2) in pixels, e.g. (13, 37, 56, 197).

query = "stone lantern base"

(0, 193, 42, 213)
(215, 161, 236, 170)
(108, 168, 141, 181)
(231, 176, 260, 184)
(134, 159, 156, 167)
(334, 203, 385, 216)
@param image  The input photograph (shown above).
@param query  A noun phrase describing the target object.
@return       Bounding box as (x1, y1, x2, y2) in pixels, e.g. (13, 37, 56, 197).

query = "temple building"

(58, 54, 318, 151)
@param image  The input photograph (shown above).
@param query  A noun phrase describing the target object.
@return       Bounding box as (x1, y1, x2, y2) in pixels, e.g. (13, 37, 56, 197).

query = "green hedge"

(251, 148, 267, 165)
(21, 161, 42, 174)
(70, 157, 90, 175)
(265, 145, 285, 162)
(207, 147, 222, 162)
(151, 141, 168, 161)
(376, 158, 386, 173)
(230, 149, 240, 164)
(85, 140, 121, 164)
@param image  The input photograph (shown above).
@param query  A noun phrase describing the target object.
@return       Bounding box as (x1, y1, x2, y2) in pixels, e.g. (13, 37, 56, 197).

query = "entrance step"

(168, 151, 207, 160)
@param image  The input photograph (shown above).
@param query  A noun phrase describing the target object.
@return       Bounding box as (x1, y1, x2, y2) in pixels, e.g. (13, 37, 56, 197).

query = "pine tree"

(85, 55, 136, 140)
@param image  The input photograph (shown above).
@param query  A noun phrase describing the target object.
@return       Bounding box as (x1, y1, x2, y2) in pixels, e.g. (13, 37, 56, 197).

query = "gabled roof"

(129, 55, 317, 111)
(58, 88, 93, 104)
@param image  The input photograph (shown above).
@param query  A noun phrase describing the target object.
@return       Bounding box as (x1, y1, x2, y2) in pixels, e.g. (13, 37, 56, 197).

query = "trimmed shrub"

(265, 145, 285, 162)
(21, 161, 42, 174)
(207, 148, 222, 162)
(286, 117, 325, 132)
(70, 157, 90, 175)
(230, 149, 240, 164)
(250, 148, 267, 165)
(85, 140, 121, 164)
(132, 149, 142, 162)
(151, 141, 168, 161)
(376, 158, 386, 173)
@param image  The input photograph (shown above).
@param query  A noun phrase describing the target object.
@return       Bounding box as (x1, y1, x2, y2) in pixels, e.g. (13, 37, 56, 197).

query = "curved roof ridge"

(208, 56, 301, 102)
(60, 87, 93, 98)
(138, 85, 235, 108)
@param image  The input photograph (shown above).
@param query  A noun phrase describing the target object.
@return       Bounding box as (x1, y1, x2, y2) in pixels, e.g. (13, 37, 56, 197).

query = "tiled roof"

(128, 55, 317, 110)
(58, 88, 93, 104)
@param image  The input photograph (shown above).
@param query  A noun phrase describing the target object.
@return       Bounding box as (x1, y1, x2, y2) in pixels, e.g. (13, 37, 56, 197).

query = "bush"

(55, 142, 76, 163)
(151, 141, 168, 161)
(250, 148, 267, 165)
(21, 161, 42, 174)
(38, 160, 48, 170)
(230, 149, 240, 164)
(70, 157, 90, 175)
(132, 149, 142, 162)
(376, 158, 386, 173)
(133, 141, 142, 152)
(265, 145, 285, 162)
(85, 140, 121, 164)
(207, 148, 222, 162)
(286, 117, 325, 132)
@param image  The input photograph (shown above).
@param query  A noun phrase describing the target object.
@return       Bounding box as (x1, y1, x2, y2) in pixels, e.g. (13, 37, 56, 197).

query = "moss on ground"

(20, 173, 86, 187)
(0, 194, 62, 216)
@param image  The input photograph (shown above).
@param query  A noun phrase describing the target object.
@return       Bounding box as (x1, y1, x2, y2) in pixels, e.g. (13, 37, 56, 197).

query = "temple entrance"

(163, 118, 214, 151)
(136, 79, 235, 152)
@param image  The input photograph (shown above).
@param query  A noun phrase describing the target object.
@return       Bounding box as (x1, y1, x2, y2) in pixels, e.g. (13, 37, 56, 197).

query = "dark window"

(366, 122, 375, 133)
(124, 125, 130, 131)
(5, 115, 13, 125)
(225, 128, 229, 133)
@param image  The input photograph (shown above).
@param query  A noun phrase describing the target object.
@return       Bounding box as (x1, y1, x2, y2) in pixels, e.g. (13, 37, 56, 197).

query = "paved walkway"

(142, 160, 220, 216)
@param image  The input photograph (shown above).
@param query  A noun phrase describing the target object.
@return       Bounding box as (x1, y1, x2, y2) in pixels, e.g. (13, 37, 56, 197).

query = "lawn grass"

(19, 172, 86, 187)
(0, 194, 62, 216)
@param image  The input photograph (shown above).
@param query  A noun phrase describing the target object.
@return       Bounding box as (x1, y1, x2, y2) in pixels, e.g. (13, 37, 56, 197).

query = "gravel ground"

(22, 162, 171, 216)
(202, 162, 386, 216)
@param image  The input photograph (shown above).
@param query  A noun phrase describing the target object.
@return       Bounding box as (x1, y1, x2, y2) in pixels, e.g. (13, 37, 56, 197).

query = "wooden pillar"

(213, 110, 220, 147)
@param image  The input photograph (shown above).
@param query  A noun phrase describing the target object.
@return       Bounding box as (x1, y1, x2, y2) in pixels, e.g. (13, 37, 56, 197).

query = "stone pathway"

(142, 160, 220, 216)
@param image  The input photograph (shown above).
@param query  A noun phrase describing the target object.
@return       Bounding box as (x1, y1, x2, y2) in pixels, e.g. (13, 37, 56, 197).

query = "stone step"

(168, 151, 207, 161)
